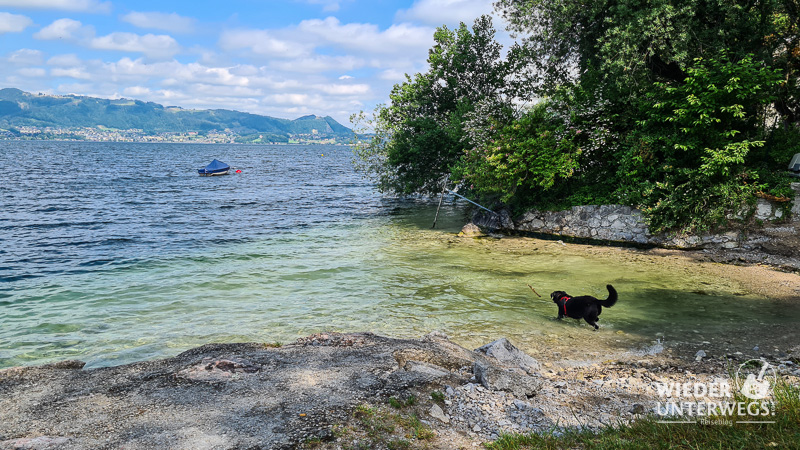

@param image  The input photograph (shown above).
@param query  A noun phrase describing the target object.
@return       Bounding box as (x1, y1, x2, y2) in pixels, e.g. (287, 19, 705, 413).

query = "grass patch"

(389, 395, 418, 409)
(397, 413, 436, 441)
(354, 404, 395, 439)
(431, 390, 445, 404)
(486, 381, 800, 450)
(335, 403, 436, 449)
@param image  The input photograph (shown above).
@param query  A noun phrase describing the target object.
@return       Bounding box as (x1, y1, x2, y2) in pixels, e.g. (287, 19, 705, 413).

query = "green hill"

(0, 88, 354, 139)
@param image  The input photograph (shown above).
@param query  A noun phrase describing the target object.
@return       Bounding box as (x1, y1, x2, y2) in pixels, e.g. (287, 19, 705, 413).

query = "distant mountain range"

(0, 88, 354, 140)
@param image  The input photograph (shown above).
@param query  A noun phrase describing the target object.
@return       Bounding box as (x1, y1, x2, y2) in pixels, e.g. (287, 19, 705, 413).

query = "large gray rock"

(792, 183, 800, 220)
(473, 362, 543, 398)
(474, 338, 540, 375)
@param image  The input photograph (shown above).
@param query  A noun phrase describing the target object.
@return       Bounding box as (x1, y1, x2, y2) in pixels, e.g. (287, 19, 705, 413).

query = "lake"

(1, 141, 798, 368)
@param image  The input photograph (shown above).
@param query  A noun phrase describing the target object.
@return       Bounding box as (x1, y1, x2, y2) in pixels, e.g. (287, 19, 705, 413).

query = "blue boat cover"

(202, 159, 230, 171)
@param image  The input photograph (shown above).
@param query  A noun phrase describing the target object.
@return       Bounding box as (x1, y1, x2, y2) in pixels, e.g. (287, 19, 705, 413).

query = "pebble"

(429, 404, 450, 424)
(695, 350, 707, 361)
(513, 399, 529, 410)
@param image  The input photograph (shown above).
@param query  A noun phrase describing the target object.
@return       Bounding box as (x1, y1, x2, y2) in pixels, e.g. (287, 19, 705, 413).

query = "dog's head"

(550, 290, 568, 303)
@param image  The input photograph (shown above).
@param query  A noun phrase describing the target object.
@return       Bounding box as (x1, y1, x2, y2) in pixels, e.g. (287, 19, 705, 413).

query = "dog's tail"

(597, 284, 617, 307)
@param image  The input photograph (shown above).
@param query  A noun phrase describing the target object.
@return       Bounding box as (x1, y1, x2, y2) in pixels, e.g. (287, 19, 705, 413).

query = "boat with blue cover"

(198, 159, 230, 176)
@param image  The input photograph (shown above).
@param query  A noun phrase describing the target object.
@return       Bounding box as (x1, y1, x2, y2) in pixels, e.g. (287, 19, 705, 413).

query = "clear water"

(1, 141, 798, 369)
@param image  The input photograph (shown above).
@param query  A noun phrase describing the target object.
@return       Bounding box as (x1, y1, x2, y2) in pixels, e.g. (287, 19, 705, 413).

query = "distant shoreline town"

(0, 125, 352, 145)
(0, 88, 357, 145)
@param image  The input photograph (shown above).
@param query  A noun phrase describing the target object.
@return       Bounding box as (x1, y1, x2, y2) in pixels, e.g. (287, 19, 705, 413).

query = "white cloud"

(47, 53, 83, 66)
(0, 0, 111, 13)
(269, 93, 312, 105)
(314, 83, 370, 95)
(18, 67, 46, 77)
(378, 69, 408, 81)
(6, 49, 44, 65)
(34, 18, 92, 40)
(90, 32, 180, 58)
(120, 11, 196, 34)
(51, 66, 93, 79)
(219, 29, 311, 59)
(270, 55, 365, 73)
(187, 84, 263, 98)
(297, 17, 433, 54)
(0, 12, 32, 33)
(123, 86, 151, 97)
(300, 0, 352, 12)
(103, 58, 256, 89)
(338, 75, 353, 80)
(34, 19, 180, 59)
(56, 82, 94, 94)
(396, 0, 494, 26)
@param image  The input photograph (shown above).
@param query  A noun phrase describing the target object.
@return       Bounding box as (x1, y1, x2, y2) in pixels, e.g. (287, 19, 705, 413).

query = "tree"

(492, 0, 799, 230)
(618, 53, 783, 232)
(352, 16, 524, 195)
(495, 0, 799, 125)
(453, 102, 582, 205)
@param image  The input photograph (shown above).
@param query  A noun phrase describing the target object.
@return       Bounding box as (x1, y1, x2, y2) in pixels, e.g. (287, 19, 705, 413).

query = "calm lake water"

(1, 141, 798, 368)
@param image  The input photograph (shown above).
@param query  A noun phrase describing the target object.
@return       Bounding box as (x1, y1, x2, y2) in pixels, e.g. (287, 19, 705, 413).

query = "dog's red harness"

(562, 296, 571, 316)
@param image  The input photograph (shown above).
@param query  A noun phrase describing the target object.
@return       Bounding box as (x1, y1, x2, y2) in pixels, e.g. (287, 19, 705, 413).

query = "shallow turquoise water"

(1, 142, 798, 368)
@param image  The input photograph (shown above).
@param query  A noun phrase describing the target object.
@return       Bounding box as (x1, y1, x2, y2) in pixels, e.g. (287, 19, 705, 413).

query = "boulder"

(474, 338, 540, 375)
(473, 362, 543, 398)
(458, 223, 484, 237)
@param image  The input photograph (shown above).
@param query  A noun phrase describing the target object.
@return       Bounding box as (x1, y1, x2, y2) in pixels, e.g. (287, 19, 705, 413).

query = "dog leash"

(562, 297, 571, 316)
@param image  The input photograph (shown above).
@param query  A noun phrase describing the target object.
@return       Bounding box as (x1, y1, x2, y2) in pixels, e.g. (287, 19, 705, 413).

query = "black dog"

(550, 285, 617, 330)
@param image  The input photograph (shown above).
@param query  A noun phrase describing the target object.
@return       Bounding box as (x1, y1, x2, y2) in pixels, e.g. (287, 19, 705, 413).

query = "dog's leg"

(584, 317, 599, 330)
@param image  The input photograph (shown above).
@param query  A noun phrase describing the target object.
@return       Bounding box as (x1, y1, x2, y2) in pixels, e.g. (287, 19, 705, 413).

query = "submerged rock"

(458, 223, 485, 237)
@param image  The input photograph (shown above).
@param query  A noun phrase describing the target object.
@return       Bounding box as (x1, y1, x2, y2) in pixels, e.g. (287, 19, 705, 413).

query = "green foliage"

(616, 53, 783, 232)
(495, 0, 797, 110)
(352, 15, 524, 195)
(388, 397, 404, 409)
(454, 103, 581, 204)
(389, 395, 417, 409)
(352, 2, 799, 232)
(480, 0, 800, 231)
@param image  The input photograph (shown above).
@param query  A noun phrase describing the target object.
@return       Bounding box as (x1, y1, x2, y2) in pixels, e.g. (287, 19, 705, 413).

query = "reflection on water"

(1, 142, 798, 368)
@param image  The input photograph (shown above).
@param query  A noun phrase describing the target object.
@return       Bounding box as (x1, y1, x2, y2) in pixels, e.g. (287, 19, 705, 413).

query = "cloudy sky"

(0, 0, 505, 126)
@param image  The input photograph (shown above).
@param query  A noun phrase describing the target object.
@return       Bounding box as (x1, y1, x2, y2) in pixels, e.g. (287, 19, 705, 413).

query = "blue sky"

(0, 0, 504, 125)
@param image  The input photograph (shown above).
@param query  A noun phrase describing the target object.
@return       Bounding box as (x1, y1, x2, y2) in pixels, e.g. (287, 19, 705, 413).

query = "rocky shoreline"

(468, 210, 800, 273)
(2, 332, 799, 450)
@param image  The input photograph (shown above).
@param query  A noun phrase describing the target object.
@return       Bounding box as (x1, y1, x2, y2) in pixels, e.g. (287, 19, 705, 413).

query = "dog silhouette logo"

(736, 360, 775, 400)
